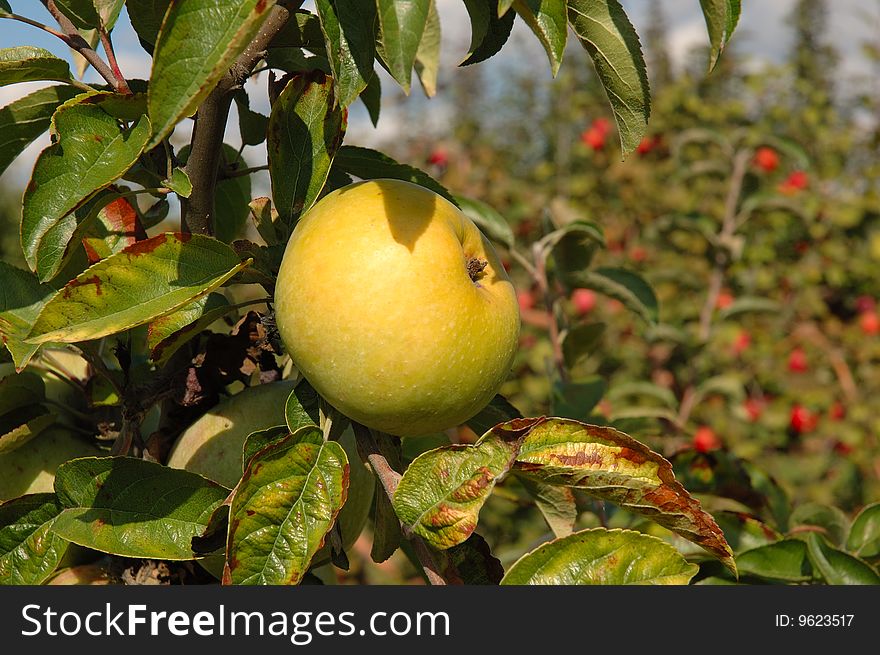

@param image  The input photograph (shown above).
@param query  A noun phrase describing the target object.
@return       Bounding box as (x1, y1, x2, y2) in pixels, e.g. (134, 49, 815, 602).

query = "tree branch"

(181, 4, 292, 235)
(352, 423, 447, 585)
(698, 149, 751, 342)
(41, 0, 128, 93)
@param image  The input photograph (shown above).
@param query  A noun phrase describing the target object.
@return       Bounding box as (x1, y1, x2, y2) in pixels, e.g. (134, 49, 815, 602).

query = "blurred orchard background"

(2, 0, 879, 582)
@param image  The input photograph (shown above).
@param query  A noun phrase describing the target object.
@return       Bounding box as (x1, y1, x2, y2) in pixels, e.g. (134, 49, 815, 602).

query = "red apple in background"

(580, 127, 606, 151)
(592, 118, 611, 135)
(636, 136, 661, 155)
(860, 311, 879, 336)
(716, 290, 735, 310)
(787, 347, 809, 373)
(779, 170, 809, 194)
(571, 288, 597, 315)
(732, 330, 751, 356)
(629, 246, 647, 262)
(427, 147, 448, 167)
(693, 426, 721, 453)
(744, 397, 764, 422)
(790, 404, 817, 433)
(829, 401, 846, 421)
(753, 147, 779, 172)
(855, 296, 876, 313)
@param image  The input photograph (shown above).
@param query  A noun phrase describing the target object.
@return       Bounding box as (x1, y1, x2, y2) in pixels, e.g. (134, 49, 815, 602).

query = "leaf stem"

(97, 25, 131, 95)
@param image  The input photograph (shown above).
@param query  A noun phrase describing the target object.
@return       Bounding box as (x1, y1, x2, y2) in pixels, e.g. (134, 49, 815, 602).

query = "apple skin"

(166, 381, 374, 553)
(0, 427, 103, 501)
(274, 179, 520, 437)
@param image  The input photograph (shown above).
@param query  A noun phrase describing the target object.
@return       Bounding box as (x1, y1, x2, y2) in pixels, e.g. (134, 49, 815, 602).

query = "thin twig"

(697, 149, 751, 342)
(221, 164, 269, 180)
(98, 26, 131, 95)
(41, 0, 127, 93)
(352, 423, 447, 585)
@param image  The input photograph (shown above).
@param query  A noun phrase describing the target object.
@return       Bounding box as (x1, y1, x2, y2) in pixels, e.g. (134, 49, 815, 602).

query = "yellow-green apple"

(0, 427, 103, 500)
(274, 179, 520, 437)
(166, 380, 374, 553)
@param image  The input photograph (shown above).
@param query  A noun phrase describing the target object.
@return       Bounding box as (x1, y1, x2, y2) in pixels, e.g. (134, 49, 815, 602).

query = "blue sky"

(1, 1, 876, 188)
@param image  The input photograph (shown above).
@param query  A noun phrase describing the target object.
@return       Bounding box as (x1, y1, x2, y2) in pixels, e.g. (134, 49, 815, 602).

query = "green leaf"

(550, 220, 605, 284)
(501, 528, 699, 585)
(127, 0, 172, 51)
(847, 503, 880, 559)
(513, 0, 566, 76)
(461, 0, 515, 66)
(315, 0, 377, 107)
(359, 70, 382, 126)
(370, 432, 403, 564)
(163, 167, 192, 198)
(498, 0, 515, 16)
(413, 0, 440, 96)
(375, 0, 429, 92)
(736, 540, 811, 582)
(333, 145, 457, 205)
(0, 85, 80, 176)
(147, 0, 277, 149)
(393, 420, 538, 549)
(699, 0, 741, 72)
(225, 426, 349, 585)
(790, 503, 849, 547)
(268, 70, 346, 226)
(717, 296, 779, 320)
(551, 377, 605, 421)
(607, 381, 677, 409)
(285, 378, 321, 433)
(805, 533, 880, 585)
(562, 323, 605, 369)
(0, 409, 56, 455)
(233, 90, 269, 146)
(21, 93, 151, 280)
(713, 511, 781, 553)
(514, 418, 735, 573)
(52, 457, 229, 560)
(0, 47, 73, 86)
(26, 233, 250, 345)
(146, 292, 227, 360)
(455, 195, 514, 247)
(581, 267, 659, 324)
(434, 533, 504, 584)
(53, 0, 101, 30)
(567, 0, 650, 155)
(518, 476, 577, 538)
(241, 425, 290, 474)
(0, 262, 56, 370)
(0, 1, 11, 13)
(0, 494, 69, 585)
(465, 394, 522, 436)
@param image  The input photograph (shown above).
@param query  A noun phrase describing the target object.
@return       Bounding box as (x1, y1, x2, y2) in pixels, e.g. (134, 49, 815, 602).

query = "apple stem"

(466, 257, 488, 282)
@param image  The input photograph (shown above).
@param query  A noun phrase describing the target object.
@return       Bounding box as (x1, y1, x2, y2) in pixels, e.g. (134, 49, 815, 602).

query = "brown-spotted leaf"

(391, 418, 540, 549)
(80, 196, 141, 263)
(514, 418, 735, 573)
(224, 426, 348, 585)
(26, 234, 250, 345)
(501, 527, 699, 585)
